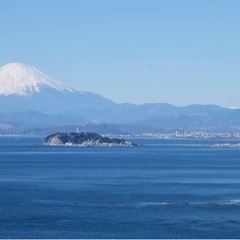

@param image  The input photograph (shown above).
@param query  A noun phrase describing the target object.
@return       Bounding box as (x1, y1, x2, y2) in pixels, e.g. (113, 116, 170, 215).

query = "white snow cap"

(0, 62, 79, 96)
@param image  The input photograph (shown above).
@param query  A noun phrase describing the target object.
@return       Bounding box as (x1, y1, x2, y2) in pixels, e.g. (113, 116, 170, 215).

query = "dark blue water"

(1, 137, 240, 238)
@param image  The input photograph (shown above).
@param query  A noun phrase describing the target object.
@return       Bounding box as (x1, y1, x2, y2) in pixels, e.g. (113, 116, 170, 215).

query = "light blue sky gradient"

(0, 0, 240, 107)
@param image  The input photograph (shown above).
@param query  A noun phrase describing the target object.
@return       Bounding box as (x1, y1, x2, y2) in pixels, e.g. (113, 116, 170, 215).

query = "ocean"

(1, 137, 240, 238)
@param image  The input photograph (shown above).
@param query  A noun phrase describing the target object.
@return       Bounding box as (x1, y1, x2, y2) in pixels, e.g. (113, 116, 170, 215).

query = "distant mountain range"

(0, 62, 239, 135)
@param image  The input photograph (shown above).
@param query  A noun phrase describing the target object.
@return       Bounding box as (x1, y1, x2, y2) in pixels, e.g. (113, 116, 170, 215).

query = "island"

(44, 132, 137, 147)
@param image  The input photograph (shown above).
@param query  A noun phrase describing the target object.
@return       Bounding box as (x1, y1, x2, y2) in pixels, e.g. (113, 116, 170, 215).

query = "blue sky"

(0, 0, 240, 107)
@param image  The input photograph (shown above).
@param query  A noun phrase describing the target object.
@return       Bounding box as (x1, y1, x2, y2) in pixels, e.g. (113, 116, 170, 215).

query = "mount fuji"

(0, 62, 78, 96)
(0, 62, 239, 134)
(0, 62, 116, 123)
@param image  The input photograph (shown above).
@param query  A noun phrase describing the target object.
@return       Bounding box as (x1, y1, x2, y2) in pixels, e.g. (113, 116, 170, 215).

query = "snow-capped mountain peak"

(0, 62, 79, 96)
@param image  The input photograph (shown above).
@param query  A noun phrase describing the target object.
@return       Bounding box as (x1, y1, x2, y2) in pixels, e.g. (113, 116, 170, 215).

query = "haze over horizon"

(0, 0, 239, 107)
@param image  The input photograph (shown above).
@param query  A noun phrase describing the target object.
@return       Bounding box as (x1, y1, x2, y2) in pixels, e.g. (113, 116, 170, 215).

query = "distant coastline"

(1, 131, 240, 140)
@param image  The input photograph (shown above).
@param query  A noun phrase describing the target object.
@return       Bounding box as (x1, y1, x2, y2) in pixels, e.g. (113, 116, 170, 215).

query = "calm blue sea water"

(1, 137, 240, 239)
